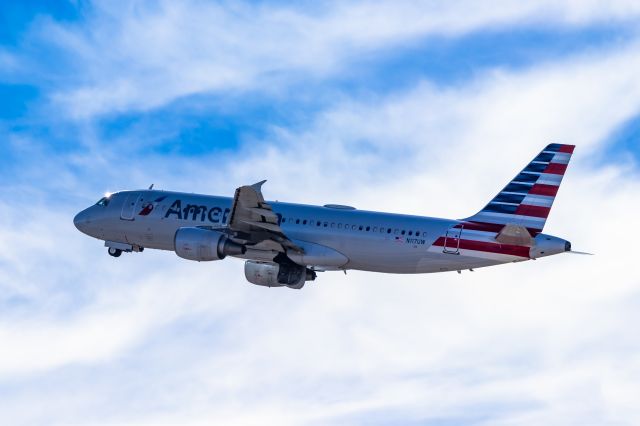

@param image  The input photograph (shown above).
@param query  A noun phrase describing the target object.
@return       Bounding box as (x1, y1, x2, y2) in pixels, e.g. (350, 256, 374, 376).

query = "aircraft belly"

(345, 250, 517, 274)
(329, 236, 428, 273)
(103, 208, 524, 274)
(331, 233, 525, 274)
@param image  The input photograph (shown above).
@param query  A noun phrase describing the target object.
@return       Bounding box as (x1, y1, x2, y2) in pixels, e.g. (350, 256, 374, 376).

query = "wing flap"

(241, 220, 282, 233)
(246, 207, 279, 221)
(227, 180, 303, 254)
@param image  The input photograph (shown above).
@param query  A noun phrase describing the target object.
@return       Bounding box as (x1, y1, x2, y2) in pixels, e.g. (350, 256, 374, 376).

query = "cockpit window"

(96, 197, 110, 207)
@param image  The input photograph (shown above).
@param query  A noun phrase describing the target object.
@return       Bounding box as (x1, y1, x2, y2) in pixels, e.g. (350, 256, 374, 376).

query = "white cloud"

(20, 0, 640, 118)
(2, 2, 640, 425)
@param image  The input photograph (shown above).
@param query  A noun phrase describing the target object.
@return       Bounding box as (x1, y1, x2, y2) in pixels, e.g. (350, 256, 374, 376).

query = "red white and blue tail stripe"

(431, 144, 574, 261)
(464, 143, 574, 236)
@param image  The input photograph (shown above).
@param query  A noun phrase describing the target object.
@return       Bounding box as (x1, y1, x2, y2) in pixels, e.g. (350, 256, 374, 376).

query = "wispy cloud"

(3, 0, 638, 118)
(1, 1, 640, 425)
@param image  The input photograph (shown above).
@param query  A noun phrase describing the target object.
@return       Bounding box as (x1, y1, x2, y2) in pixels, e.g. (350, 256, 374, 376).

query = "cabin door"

(442, 226, 463, 255)
(120, 194, 141, 221)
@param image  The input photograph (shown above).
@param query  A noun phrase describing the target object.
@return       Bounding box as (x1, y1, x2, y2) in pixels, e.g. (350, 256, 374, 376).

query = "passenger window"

(324, 222, 328, 227)
(303, 220, 307, 225)
(352, 225, 357, 230)
(338, 223, 343, 229)
(394, 229, 399, 235)
(359, 226, 363, 231)
(408, 231, 413, 236)
(331, 223, 335, 228)
(387, 228, 392, 234)
(401, 230, 406, 235)
(317, 221, 321, 226)
(296, 219, 300, 224)
(373, 227, 378, 232)
(282, 218, 286, 223)
(366, 226, 370, 231)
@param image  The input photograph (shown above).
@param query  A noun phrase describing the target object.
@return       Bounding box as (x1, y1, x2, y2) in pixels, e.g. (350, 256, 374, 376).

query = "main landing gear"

(108, 247, 122, 257)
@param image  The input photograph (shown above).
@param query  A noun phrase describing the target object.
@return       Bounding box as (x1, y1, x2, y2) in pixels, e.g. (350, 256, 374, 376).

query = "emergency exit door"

(442, 225, 463, 255)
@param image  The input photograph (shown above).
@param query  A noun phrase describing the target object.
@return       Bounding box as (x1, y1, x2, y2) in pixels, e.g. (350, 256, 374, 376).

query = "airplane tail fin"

(464, 143, 575, 236)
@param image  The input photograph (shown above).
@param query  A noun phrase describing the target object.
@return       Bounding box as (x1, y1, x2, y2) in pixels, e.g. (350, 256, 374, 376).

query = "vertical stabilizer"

(464, 143, 574, 236)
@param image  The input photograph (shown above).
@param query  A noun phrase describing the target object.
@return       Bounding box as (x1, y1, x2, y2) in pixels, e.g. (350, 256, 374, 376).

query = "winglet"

(250, 180, 267, 192)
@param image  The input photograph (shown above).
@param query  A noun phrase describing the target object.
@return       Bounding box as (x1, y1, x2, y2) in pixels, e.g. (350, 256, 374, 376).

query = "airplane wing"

(226, 180, 302, 254)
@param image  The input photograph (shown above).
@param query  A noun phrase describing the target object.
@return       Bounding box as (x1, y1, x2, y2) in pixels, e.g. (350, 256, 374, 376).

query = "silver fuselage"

(74, 189, 568, 273)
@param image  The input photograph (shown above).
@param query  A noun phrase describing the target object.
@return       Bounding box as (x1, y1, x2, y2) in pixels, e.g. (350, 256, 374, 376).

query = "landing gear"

(105, 241, 144, 257)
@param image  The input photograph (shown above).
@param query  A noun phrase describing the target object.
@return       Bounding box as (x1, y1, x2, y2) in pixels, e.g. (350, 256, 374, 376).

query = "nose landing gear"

(105, 241, 144, 258)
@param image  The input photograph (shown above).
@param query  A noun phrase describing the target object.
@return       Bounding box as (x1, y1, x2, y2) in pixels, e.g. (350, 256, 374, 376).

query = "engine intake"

(174, 227, 245, 261)
(244, 261, 316, 289)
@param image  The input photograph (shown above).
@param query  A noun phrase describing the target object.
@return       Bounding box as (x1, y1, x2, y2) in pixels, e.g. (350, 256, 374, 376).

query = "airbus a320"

(74, 144, 581, 289)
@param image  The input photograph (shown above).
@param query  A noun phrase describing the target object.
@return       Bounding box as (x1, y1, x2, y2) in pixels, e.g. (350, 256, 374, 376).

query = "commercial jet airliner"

(74, 144, 580, 289)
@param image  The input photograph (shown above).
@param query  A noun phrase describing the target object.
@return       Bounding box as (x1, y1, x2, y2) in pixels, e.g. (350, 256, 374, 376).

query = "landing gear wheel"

(108, 247, 122, 257)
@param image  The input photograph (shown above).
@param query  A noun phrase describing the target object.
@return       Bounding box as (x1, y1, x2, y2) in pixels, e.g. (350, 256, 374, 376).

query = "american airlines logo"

(164, 199, 231, 224)
(138, 196, 167, 216)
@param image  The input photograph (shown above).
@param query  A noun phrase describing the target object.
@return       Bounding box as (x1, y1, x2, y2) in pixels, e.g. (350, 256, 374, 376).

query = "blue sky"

(2, 2, 639, 167)
(1, 1, 640, 425)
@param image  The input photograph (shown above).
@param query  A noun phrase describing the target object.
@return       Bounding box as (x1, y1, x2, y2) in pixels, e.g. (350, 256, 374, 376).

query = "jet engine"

(174, 227, 246, 261)
(244, 260, 316, 289)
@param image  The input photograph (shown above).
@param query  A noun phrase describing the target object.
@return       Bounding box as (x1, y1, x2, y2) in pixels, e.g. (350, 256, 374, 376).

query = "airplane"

(74, 143, 581, 289)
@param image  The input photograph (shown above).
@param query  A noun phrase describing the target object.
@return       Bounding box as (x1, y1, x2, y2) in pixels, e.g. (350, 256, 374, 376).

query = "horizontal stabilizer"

(495, 224, 535, 247)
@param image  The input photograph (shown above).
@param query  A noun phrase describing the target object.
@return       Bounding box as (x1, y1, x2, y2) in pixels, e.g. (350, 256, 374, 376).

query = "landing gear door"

(120, 193, 140, 221)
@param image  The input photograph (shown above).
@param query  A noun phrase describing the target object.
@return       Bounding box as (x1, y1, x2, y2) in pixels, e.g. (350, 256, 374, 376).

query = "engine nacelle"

(174, 227, 246, 261)
(244, 261, 316, 289)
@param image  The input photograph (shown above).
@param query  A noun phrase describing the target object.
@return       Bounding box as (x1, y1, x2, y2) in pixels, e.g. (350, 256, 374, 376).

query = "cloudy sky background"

(1, 0, 639, 424)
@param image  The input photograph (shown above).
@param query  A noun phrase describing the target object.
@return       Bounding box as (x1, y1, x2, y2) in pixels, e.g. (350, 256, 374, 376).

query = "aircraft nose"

(73, 210, 90, 233)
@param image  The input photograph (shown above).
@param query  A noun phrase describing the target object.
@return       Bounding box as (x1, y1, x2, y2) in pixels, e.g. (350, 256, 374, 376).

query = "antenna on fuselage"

(148, 184, 154, 190)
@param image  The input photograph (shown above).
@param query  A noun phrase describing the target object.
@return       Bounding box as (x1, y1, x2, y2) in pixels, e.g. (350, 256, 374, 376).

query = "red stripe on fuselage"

(433, 237, 530, 258)
(544, 163, 567, 175)
(529, 184, 559, 197)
